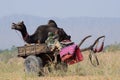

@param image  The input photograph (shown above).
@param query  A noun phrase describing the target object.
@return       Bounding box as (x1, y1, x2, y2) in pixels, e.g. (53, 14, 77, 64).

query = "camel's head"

(11, 21, 26, 31)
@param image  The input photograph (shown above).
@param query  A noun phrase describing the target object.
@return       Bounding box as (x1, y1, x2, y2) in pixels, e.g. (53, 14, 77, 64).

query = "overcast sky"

(0, 0, 120, 49)
(0, 0, 120, 18)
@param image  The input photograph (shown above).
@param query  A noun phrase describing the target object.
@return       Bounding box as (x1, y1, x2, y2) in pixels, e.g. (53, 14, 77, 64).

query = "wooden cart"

(17, 35, 105, 76)
(17, 44, 67, 75)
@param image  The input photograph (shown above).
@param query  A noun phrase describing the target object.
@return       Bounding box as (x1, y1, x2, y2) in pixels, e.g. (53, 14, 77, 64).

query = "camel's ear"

(48, 20, 57, 27)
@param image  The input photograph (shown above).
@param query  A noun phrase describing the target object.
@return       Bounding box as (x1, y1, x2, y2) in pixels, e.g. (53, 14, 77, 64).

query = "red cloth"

(60, 45, 83, 65)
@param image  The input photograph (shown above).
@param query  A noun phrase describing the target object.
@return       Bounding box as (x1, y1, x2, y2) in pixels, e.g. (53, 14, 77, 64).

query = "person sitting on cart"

(45, 30, 62, 51)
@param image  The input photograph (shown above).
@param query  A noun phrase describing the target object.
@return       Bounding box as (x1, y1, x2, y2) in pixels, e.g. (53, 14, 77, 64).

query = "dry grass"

(0, 51, 120, 80)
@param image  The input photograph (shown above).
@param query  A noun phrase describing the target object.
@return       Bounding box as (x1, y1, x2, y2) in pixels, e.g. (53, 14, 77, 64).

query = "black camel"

(11, 20, 71, 44)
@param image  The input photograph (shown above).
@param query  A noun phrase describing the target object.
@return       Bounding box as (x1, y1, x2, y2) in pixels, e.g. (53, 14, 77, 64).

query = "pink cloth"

(59, 44, 83, 65)
(60, 44, 77, 57)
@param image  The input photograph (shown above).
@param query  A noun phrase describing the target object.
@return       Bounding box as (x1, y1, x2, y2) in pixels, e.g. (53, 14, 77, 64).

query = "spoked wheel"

(24, 55, 44, 76)
(89, 50, 99, 67)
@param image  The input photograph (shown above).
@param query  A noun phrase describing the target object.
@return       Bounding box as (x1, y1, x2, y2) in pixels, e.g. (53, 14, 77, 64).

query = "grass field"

(0, 51, 120, 80)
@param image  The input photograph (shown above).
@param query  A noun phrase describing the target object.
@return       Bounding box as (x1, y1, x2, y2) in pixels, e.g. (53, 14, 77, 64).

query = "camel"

(11, 20, 71, 44)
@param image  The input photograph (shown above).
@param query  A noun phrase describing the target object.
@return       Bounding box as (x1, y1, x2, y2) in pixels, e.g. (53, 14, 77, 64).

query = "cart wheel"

(24, 55, 44, 76)
(55, 62, 68, 72)
(89, 50, 99, 67)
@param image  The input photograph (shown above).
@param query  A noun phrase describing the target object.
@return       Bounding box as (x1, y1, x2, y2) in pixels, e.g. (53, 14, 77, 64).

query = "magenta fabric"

(60, 44, 84, 65)
(60, 44, 77, 57)
(68, 47, 83, 65)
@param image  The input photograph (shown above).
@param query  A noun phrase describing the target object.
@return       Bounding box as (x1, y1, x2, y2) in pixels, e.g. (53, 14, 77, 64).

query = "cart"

(17, 35, 105, 76)
(17, 43, 67, 75)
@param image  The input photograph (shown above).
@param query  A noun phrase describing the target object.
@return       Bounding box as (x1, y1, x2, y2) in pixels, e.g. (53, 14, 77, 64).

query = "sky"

(0, 0, 120, 49)
(0, 0, 120, 18)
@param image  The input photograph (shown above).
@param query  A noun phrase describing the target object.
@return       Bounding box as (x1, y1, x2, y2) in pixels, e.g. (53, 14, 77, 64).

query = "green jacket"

(45, 32, 59, 46)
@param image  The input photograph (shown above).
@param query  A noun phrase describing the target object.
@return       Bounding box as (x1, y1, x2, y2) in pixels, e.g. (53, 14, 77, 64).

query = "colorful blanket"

(60, 44, 83, 65)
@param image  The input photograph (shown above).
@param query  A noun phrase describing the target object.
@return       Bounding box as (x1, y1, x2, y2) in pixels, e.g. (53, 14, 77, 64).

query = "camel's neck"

(20, 26, 29, 41)
(22, 32, 29, 41)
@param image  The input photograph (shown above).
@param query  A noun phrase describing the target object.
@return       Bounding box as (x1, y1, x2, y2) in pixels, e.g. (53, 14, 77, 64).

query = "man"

(45, 30, 62, 51)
